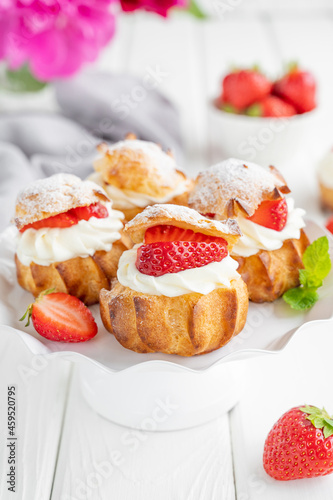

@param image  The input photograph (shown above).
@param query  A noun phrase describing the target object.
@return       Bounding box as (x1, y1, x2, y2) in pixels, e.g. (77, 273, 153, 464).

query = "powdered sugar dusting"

(126, 203, 241, 237)
(101, 139, 183, 188)
(14, 174, 109, 229)
(189, 158, 288, 217)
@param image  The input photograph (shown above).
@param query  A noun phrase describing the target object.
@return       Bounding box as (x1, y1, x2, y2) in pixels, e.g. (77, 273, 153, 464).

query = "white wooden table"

(2, 2, 333, 499)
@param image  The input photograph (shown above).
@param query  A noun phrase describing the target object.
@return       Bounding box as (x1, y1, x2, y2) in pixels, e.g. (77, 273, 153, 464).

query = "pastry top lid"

(14, 173, 109, 230)
(93, 135, 189, 198)
(189, 158, 290, 218)
(124, 204, 242, 248)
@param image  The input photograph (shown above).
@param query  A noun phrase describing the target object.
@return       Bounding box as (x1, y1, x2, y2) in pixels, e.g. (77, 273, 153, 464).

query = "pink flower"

(120, 0, 188, 17)
(0, 0, 116, 81)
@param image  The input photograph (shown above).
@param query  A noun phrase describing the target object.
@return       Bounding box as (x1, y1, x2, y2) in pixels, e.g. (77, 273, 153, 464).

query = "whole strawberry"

(247, 96, 297, 118)
(20, 290, 98, 342)
(222, 69, 272, 112)
(263, 405, 333, 481)
(273, 63, 316, 114)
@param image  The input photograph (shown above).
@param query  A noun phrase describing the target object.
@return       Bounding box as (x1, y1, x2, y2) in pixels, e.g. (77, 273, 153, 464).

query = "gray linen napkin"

(0, 72, 183, 230)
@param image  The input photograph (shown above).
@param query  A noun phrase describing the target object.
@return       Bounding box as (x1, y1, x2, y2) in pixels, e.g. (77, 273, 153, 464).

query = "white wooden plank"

(126, 13, 209, 174)
(51, 363, 236, 500)
(202, 18, 280, 165)
(230, 322, 333, 500)
(97, 13, 136, 73)
(0, 329, 71, 500)
(269, 18, 333, 219)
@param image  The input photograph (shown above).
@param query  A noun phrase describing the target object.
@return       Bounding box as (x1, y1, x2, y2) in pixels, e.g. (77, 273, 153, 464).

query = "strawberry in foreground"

(247, 198, 288, 231)
(247, 95, 297, 118)
(20, 290, 98, 342)
(136, 225, 228, 277)
(273, 63, 316, 114)
(263, 405, 333, 481)
(222, 68, 272, 112)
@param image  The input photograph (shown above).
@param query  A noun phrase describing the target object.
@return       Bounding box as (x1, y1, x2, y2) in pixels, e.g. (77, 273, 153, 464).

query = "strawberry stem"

(300, 405, 333, 438)
(19, 288, 56, 328)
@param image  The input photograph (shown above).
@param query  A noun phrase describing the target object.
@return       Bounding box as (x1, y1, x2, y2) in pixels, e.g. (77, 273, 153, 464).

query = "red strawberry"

(247, 96, 297, 118)
(136, 241, 228, 277)
(222, 69, 272, 112)
(273, 64, 316, 114)
(20, 290, 98, 342)
(20, 212, 78, 232)
(263, 405, 333, 481)
(20, 202, 108, 233)
(326, 216, 333, 235)
(247, 198, 288, 231)
(71, 202, 109, 221)
(138, 225, 228, 277)
(144, 225, 224, 244)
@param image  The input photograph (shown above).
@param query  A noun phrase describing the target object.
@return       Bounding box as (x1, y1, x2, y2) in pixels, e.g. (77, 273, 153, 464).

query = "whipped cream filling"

(88, 172, 188, 209)
(117, 244, 240, 297)
(318, 151, 333, 189)
(232, 198, 306, 257)
(16, 202, 124, 266)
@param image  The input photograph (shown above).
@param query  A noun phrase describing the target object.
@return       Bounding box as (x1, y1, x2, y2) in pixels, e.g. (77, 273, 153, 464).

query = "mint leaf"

(283, 287, 318, 310)
(302, 236, 331, 287)
(283, 236, 331, 311)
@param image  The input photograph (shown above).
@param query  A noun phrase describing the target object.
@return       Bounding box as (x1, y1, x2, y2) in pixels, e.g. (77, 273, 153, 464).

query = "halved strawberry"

(138, 225, 228, 277)
(20, 290, 98, 342)
(247, 198, 288, 231)
(144, 225, 224, 244)
(136, 241, 228, 277)
(20, 202, 108, 233)
(71, 202, 109, 221)
(20, 212, 78, 233)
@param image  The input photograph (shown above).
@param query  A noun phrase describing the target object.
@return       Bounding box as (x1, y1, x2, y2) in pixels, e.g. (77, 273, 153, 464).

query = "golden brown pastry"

(89, 134, 193, 221)
(189, 158, 309, 303)
(100, 204, 248, 356)
(14, 173, 131, 305)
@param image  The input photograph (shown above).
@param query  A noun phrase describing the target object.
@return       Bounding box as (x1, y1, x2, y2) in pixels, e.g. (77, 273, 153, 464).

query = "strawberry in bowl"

(211, 64, 318, 165)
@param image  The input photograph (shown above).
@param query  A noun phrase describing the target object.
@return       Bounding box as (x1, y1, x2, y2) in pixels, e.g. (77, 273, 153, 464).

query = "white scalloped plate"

(2, 220, 333, 429)
(0, 219, 333, 374)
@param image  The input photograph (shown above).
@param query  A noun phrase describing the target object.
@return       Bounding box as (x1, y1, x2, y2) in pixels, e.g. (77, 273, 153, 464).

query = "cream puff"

(89, 134, 193, 221)
(189, 158, 309, 303)
(99, 204, 248, 356)
(14, 173, 131, 305)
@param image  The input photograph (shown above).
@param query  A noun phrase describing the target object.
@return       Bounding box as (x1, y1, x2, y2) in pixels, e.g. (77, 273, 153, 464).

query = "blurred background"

(0, 0, 332, 222)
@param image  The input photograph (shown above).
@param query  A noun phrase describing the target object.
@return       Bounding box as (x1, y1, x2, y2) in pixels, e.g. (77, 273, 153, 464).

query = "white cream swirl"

(117, 244, 240, 297)
(232, 198, 306, 257)
(16, 203, 124, 266)
(88, 172, 188, 209)
(318, 150, 333, 188)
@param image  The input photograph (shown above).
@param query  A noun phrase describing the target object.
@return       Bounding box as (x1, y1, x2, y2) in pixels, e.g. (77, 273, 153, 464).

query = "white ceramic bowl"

(209, 100, 318, 167)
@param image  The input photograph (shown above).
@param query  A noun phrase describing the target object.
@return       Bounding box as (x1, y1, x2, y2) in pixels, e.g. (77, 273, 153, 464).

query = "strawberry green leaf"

(300, 406, 333, 439)
(221, 103, 238, 114)
(246, 103, 262, 117)
(283, 287, 318, 310)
